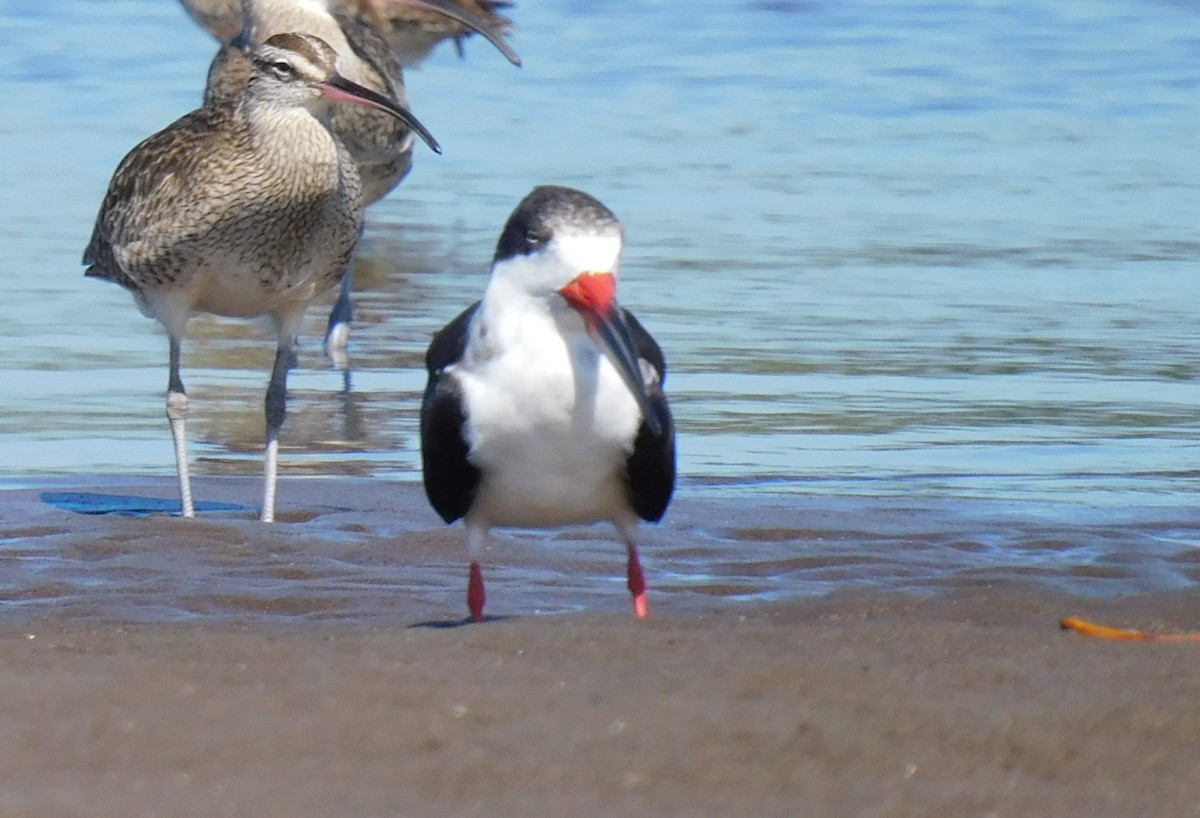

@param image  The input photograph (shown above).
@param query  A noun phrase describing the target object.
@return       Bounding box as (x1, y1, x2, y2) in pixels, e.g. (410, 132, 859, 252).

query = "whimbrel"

(420, 186, 676, 621)
(84, 32, 441, 522)
(206, 0, 419, 205)
(206, 0, 516, 356)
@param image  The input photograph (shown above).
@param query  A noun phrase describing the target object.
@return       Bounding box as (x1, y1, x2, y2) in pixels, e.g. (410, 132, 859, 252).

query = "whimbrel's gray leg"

(261, 339, 293, 523)
(166, 336, 195, 518)
(324, 261, 354, 368)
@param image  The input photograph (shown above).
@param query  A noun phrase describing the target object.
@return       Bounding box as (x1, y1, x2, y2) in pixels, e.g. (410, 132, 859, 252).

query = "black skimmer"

(84, 32, 439, 522)
(420, 185, 676, 621)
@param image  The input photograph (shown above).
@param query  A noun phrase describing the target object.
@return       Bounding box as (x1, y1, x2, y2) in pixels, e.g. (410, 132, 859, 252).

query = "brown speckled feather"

(84, 34, 366, 326)
(206, 1, 414, 205)
(84, 105, 246, 291)
(84, 98, 360, 307)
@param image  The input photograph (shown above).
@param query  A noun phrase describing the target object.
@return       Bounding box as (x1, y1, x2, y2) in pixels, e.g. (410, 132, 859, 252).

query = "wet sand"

(6, 587, 1200, 816)
(4, 480, 1200, 815)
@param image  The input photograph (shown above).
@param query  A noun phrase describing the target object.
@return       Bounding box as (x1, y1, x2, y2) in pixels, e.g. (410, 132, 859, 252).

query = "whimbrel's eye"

(270, 61, 295, 78)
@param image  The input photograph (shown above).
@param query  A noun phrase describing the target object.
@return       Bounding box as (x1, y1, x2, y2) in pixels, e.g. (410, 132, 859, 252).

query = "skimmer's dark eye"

(524, 228, 550, 252)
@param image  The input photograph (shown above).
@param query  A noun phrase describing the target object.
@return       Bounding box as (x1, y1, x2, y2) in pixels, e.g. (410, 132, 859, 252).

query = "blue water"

(0, 0, 1198, 618)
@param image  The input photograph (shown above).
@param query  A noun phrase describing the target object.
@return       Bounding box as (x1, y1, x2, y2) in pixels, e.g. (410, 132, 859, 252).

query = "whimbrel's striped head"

(248, 32, 441, 154)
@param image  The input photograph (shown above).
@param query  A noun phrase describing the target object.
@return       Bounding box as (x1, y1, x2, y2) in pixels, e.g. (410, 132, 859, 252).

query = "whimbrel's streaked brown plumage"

(207, 0, 491, 356)
(207, 0, 417, 206)
(83, 32, 440, 522)
(176, 0, 242, 42)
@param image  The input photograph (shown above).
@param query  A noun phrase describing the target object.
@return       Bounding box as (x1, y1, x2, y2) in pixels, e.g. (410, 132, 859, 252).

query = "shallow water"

(5, 478, 1200, 624)
(0, 0, 1199, 616)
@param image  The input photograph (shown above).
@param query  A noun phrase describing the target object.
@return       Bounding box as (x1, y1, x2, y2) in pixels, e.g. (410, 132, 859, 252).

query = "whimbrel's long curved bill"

(320, 74, 443, 154)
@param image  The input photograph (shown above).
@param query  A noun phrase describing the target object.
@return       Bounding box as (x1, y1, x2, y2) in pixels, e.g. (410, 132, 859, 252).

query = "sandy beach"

(5, 587, 1200, 816)
(4, 0, 1197, 812)
(3, 479, 1200, 816)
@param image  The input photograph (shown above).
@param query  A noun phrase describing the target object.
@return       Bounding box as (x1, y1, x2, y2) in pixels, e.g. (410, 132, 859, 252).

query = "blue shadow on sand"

(40, 491, 251, 517)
